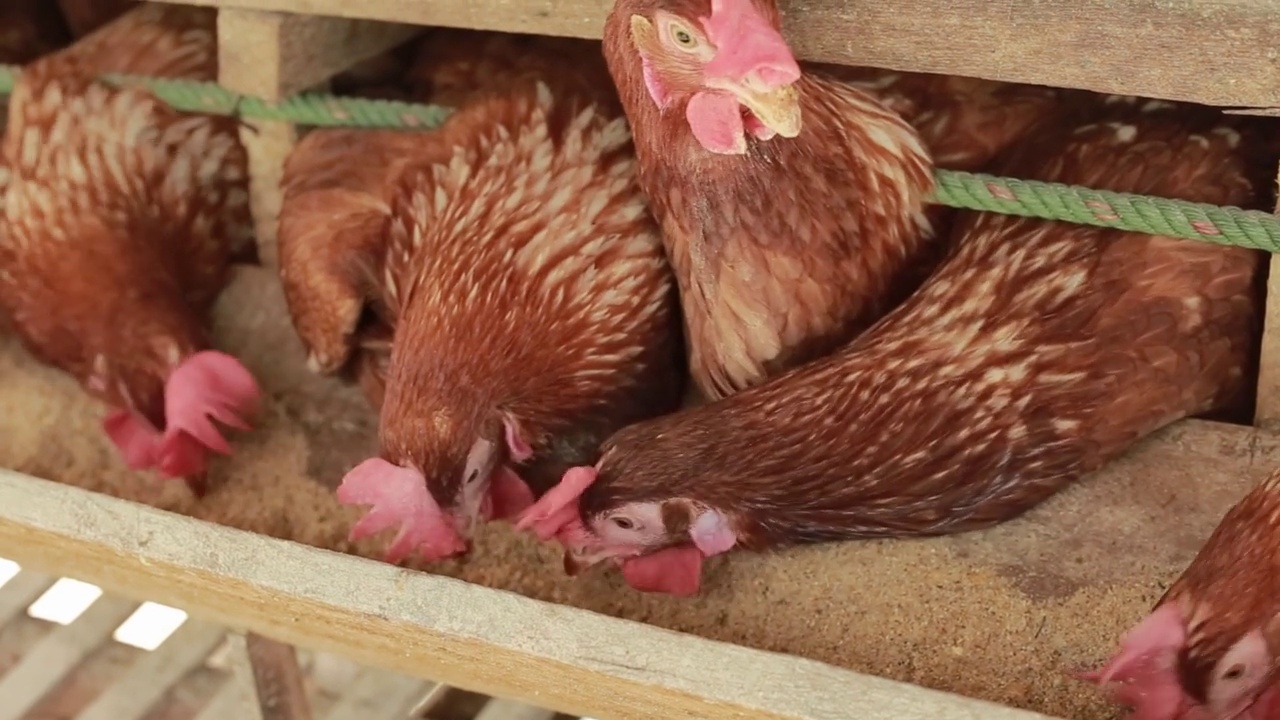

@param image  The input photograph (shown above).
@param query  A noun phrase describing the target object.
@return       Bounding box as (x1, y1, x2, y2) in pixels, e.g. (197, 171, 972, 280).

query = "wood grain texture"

(246, 633, 315, 720)
(216, 9, 420, 100)
(0, 469, 1057, 720)
(1253, 170, 1280, 428)
(162, 0, 1280, 107)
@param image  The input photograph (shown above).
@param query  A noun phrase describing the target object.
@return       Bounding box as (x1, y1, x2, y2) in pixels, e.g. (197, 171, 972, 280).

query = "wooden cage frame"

(3, 1, 1280, 718)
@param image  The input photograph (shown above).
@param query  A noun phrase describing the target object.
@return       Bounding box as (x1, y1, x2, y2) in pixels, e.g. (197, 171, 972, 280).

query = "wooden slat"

(215, 9, 420, 100)
(76, 619, 227, 720)
(195, 634, 266, 720)
(322, 667, 435, 720)
(155, 0, 1280, 108)
(0, 469, 1057, 720)
(0, 569, 54, 627)
(0, 594, 138, 720)
(245, 632, 314, 720)
(473, 698, 556, 720)
(1253, 173, 1280, 427)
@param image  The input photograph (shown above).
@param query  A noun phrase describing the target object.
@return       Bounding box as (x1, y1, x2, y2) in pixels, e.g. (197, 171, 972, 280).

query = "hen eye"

(669, 24, 698, 49)
(612, 516, 636, 530)
(1223, 664, 1246, 681)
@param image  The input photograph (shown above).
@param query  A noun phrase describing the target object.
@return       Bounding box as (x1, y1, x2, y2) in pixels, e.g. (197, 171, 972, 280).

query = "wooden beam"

(0, 469, 1057, 720)
(196, 635, 267, 720)
(1254, 169, 1280, 427)
(216, 9, 420, 268)
(163, 0, 1280, 108)
(245, 633, 315, 720)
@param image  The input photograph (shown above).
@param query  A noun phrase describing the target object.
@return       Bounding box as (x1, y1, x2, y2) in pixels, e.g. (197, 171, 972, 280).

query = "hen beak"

(561, 544, 622, 576)
(706, 74, 802, 139)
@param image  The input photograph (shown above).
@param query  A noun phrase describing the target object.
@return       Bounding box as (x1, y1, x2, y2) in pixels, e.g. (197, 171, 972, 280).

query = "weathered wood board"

(156, 0, 1280, 108)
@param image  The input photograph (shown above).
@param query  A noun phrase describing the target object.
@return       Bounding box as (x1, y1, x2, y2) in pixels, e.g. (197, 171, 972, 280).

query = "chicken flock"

(3, 1, 1280, 718)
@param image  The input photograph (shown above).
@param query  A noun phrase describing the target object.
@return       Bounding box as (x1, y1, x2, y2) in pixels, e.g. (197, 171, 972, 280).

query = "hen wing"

(278, 128, 445, 375)
(1033, 103, 1272, 452)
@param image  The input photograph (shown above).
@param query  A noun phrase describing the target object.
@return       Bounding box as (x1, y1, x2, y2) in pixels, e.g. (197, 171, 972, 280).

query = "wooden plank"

(156, 0, 1280, 108)
(473, 698, 556, 720)
(76, 618, 227, 720)
(0, 469, 1057, 720)
(1253, 169, 1280, 428)
(245, 632, 315, 720)
(195, 634, 266, 720)
(0, 593, 137, 720)
(0, 569, 54, 627)
(322, 668, 435, 720)
(216, 9, 420, 100)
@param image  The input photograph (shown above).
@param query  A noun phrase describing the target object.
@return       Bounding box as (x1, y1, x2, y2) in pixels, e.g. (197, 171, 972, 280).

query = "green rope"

(2, 62, 1278, 252)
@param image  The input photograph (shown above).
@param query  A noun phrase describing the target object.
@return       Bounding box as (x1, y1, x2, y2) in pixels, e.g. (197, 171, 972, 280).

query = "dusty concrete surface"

(0, 265, 1270, 720)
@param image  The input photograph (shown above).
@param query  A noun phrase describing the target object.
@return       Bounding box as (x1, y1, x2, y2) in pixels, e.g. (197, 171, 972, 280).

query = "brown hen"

(602, 0, 1064, 402)
(279, 51, 684, 564)
(1082, 466, 1280, 720)
(518, 98, 1272, 596)
(0, 3, 261, 495)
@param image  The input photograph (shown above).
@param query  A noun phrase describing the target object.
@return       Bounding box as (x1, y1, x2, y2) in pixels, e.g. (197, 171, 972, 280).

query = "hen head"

(515, 444, 741, 597)
(336, 408, 537, 565)
(607, 0, 803, 154)
(1081, 600, 1279, 720)
(95, 344, 261, 494)
(1082, 473, 1280, 719)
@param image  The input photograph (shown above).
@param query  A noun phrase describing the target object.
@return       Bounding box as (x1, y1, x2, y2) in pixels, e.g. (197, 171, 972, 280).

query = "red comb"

(513, 465, 598, 539)
(1079, 603, 1192, 720)
(337, 457, 467, 563)
(702, 0, 801, 86)
(160, 350, 260, 453)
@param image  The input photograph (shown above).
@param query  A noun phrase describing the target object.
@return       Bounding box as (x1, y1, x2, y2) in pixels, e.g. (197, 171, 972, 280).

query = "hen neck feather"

(628, 73, 935, 259)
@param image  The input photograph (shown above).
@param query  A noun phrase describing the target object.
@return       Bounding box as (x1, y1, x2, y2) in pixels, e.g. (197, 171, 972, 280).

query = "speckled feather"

(0, 3, 254, 426)
(581, 98, 1271, 550)
(279, 32, 625, 406)
(822, 64, 1065, 173)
